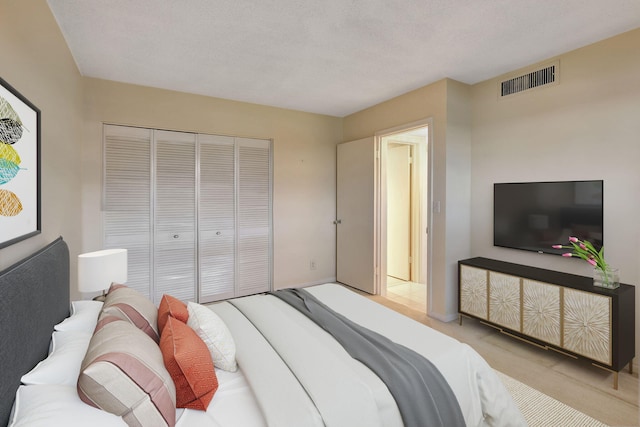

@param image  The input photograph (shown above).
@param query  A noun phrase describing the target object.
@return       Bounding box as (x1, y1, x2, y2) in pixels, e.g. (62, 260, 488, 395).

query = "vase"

(593, 267, 619, 289)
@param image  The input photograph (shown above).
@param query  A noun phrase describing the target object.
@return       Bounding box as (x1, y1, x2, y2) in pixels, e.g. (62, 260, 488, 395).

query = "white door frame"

(375, 118, 433, 313)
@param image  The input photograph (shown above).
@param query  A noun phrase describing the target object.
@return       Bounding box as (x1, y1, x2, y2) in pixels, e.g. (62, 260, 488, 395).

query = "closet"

(103, 124, 272, 304)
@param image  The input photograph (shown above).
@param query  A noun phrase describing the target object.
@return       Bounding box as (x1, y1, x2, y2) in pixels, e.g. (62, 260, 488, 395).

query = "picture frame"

(0, 77, 41, 248)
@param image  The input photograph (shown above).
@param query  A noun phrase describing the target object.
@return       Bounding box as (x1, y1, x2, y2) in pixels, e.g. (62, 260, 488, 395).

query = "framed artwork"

(0, 77, 41, 248)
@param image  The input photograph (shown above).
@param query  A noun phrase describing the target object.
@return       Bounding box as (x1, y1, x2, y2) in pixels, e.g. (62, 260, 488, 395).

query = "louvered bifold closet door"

(199, 135, 236, 302)
(237, 138, 272, 296)
(103, 125, 152, 298)
(154, 130, 197, 303)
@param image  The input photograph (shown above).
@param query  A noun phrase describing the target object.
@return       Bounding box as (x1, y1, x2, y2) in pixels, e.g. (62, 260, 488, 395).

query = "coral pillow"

(158, 294, 189, 334)
(160, 317, 218, 410)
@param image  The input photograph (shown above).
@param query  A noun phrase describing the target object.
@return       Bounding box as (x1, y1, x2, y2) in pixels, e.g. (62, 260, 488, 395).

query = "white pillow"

(21, 330, 92, 386)
(187, 302, 237, 372)
(54, 300, 103, 332)
(9, 384, 127, 427)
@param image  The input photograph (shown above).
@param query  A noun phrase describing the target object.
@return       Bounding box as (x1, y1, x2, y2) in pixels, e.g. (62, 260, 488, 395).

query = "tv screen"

(494, 180, 603, 255)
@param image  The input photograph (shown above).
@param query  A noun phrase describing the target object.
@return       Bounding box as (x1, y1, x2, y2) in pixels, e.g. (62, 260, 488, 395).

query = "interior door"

(336, 137, 377, 294)
(387, 144, 411, 281)
(236, 137, 272, 297)
(154, 130, 197, 303)
(199, 134, 236, 302)
(103, 124, 152, 299)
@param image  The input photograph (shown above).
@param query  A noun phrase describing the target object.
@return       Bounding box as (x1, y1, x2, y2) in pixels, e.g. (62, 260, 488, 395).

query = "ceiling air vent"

(500, 63, 557, 97)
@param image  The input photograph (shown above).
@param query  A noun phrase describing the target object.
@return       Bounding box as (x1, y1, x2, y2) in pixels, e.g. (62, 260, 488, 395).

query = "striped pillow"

(101, 285, 159, 342)
(78, 319, 176, 427)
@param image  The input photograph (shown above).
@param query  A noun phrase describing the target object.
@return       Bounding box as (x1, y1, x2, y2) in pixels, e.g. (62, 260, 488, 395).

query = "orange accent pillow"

(159, 317, 218, 410)
(158, 294, 189, 334)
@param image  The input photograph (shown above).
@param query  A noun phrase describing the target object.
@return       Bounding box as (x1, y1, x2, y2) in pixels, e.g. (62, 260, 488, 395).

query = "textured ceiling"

(47, 1, 640, 117)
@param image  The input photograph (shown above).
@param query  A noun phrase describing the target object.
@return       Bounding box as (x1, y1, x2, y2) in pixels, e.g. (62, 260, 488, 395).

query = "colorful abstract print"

(0, 96, 24, 217)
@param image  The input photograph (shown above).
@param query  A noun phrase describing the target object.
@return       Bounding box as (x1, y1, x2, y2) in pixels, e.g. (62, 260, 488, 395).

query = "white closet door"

(199, 134, 236, 302)
(236, 138, 271, 296)
(154, 130, 197, 303)
(104, 125, 272, 303)
(103, 125, 152, 298)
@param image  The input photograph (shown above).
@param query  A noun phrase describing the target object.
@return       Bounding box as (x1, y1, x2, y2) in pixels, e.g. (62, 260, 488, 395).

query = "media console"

(458, 257, 635, 389)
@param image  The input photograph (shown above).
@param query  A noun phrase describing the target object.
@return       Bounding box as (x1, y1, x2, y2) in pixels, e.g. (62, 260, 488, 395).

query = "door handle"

(333, 219, 342, 225)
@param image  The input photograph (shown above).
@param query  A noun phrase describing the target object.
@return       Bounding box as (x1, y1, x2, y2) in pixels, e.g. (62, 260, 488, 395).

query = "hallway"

(386, 276, 426, 312)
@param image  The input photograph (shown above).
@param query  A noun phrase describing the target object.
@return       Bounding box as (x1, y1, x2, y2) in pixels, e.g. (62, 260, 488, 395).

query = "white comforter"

(306, 284, 526, 426)
(185, 283, 526, 427)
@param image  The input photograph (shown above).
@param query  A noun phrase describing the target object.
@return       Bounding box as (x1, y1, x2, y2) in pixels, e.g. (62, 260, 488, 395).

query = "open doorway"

(381, 125, 429, 312)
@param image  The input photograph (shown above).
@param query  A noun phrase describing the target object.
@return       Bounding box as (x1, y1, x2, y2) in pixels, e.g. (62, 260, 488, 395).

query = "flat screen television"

(494, 180, 603, 255)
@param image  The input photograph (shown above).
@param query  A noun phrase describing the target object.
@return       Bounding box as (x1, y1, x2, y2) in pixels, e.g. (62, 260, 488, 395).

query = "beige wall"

(0, 1, 84, 293)
(470, 29, 640, 359)
(81, 78, 342, 293)
(444, 80, 472, 317)
(343, 79, 473, 321)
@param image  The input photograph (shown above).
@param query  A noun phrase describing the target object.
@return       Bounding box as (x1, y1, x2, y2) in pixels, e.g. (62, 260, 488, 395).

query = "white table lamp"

(78, 248, 128, 301)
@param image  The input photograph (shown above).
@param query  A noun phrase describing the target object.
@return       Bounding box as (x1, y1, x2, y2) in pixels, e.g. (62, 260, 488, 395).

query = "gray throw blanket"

(272, 288, 466, 427)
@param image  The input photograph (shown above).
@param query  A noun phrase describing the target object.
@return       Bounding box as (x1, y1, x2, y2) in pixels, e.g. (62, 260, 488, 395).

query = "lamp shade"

(78, 248, 128, 293)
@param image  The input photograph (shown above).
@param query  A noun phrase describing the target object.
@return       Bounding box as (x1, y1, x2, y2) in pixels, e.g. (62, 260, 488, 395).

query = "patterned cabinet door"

(563, 289, 612, 365)
(460, 265, 488, 319)
(522, 280, 561, 346)
(489, 272, 521, 331)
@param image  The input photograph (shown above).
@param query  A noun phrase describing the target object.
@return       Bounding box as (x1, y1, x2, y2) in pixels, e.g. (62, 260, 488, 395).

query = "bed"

(1, 238, 526, 427)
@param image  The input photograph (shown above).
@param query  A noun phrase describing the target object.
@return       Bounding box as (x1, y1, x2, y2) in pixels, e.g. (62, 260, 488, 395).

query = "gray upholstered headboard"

(0, 237, 70, 427)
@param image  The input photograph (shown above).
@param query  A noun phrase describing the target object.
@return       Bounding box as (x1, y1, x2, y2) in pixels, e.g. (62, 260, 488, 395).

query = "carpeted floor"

(497, 371, 608, 427)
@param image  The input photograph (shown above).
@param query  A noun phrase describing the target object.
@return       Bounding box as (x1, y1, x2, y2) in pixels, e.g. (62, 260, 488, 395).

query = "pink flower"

(554, 237, 608, 271)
